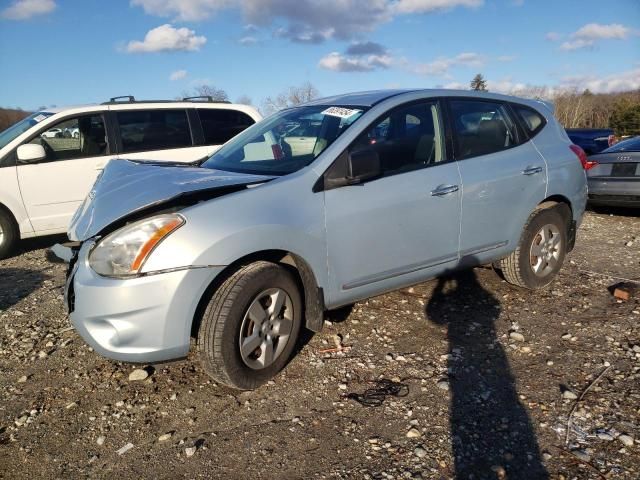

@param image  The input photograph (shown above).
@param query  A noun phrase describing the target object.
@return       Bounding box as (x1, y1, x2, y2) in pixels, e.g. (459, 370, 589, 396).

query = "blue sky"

(0, 0, 638, 110)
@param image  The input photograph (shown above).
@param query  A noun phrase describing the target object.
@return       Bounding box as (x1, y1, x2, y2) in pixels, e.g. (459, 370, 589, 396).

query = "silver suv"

(63, 89, 588, 389)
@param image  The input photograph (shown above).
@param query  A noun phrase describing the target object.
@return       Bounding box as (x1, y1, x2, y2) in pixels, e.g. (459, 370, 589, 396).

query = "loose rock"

(128, 369, 149, 382)
(406, 428, 421, 438)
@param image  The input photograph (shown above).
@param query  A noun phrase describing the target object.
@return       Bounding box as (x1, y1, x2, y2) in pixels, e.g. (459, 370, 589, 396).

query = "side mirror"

(346, 149, 381, 185)
(17, 144, 47, 163)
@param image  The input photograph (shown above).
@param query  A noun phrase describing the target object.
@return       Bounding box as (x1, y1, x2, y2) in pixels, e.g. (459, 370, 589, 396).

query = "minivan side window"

(450, 100, 518, 159)
(197, 109, 255, 145)
(26, 114, 108, 162)
(117, 109, 191, 153)
(349, 101, 445, 176)
(513, 104, 546, 136)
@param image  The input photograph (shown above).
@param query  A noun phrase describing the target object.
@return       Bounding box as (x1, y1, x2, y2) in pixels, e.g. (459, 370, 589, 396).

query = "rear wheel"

(197, 261, 302, 390)
(0, 209, 18, 260)
(500, 205, 568, 289)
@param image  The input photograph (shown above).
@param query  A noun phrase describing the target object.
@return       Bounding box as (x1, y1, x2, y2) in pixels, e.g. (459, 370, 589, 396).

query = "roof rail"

(101, 95, 233, 105)
(182, 96, 231, 104)
(107, 95, 135, 103)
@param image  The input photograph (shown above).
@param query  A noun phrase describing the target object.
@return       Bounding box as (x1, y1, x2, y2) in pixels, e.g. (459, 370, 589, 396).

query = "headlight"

(89, 214, 185, 277)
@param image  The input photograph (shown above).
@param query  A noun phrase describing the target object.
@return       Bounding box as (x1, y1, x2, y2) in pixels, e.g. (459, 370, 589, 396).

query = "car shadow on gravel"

(16, 234, 69, 258)
(0, 268, 48, 310)
(426, 267, 548, 480)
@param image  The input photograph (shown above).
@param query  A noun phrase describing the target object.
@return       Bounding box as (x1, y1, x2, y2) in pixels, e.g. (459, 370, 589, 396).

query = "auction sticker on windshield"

(322, 107, 362, 119)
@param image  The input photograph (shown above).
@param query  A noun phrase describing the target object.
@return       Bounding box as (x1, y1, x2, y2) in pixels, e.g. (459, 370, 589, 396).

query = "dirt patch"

(1, 210, 639, 479)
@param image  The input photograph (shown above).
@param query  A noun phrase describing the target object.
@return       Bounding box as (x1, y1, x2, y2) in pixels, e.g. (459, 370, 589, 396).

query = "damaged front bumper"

(65, 241, 222, 363)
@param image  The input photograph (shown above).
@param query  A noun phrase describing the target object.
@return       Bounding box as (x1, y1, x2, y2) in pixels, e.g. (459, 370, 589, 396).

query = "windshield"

(0, 112, 54, 150)
(202, 105, 366, 175)
(602, 136, 640, 153)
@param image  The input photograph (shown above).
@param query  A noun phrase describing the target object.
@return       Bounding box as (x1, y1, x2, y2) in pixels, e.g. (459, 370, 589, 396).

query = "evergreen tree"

(470, 74, 488, 91)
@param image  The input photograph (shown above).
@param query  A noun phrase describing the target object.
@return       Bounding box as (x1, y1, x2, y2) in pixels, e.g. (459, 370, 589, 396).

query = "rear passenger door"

(113, 108, 209, 163)
(448, 98, 547, 262)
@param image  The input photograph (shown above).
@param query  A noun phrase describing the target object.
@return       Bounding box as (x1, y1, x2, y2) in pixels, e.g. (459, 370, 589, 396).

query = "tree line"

(2, 79, 639, 136)
(470, 73, 640, 136)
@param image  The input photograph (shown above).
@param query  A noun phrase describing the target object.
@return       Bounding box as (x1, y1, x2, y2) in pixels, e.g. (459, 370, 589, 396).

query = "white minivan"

(0, 96, 262, 257)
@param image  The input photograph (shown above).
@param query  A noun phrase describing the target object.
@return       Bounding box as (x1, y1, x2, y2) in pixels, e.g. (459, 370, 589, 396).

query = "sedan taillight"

(570, 144, 598, 171)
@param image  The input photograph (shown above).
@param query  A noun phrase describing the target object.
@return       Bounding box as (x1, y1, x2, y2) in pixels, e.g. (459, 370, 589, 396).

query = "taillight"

(570, 144, 597, 171)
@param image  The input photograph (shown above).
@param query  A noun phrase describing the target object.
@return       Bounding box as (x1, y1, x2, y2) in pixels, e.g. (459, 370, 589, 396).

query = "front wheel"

(197, 261, 302, 390)
(499, 205, 569, 289)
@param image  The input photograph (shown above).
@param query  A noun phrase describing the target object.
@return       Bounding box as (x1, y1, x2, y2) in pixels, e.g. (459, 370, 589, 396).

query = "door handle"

(522, 166, 543, 175)
(430, 184, 459, 197)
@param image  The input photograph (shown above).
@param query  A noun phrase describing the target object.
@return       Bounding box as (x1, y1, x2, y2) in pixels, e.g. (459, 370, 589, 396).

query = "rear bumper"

(587, 177, 640, 206)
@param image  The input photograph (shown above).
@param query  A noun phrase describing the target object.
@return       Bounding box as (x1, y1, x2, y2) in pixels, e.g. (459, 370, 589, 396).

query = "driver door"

(323, 100, 462, 306)
(16, 113, 111, 233)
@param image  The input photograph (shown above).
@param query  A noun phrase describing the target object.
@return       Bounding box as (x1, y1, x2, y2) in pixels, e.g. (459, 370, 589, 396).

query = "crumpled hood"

(68, 159, 274, 241)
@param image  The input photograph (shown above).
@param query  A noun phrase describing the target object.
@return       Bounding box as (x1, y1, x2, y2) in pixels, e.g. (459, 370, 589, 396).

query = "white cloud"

(545, 31, 561, 41)
(131, 0, 483, 43)
(1, 0, 56, 20)
(126, 24, 207, 53)
(238, 35, 258, 45)
(169, 69, 187, 80)
(392, 0, 483, 14)
(319, 51, 393, 72)
(559, 38, 594, 51)
(559, 68, 640, 94)
(573, 23, 630, 40)
(557, 23, 632, 51)
(412, 52, 484, 76)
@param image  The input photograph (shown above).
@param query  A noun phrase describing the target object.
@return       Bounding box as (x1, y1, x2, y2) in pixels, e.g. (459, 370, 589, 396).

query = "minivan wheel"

(0, 209, 18, 260)
(197, 261, 303, 390)
(499, 206, 568, 289)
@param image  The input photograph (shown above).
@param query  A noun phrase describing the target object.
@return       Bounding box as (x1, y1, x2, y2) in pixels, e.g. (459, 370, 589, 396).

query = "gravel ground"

(0, 209, 638, 480)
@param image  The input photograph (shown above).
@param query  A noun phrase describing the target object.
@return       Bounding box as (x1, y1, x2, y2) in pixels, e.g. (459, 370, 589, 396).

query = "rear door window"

(449, 100, 519, 159)
(117, 109, 192, 153)
(197, 109, 255, 145)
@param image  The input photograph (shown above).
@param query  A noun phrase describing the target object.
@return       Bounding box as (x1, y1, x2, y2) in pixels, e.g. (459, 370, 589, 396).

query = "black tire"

(197, 261, 303, 390)
(0, 209, 19, 260)
(500, 205, 569, 289)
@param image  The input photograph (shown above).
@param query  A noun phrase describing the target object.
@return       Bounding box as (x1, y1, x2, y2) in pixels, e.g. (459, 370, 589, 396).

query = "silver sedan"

(587, 136, 640, 207)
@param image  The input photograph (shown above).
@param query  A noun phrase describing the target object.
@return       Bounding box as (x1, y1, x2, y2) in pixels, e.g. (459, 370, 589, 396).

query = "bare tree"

(0, 107, 30, 132)
(262, 82, 320, 115)
(181, 84, 229, 102)
(236, 95, 253, 106)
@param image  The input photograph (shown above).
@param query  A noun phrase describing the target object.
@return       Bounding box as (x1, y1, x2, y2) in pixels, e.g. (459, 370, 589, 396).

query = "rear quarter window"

(512, 104, 546, 137)
(197, 109, 255, 145)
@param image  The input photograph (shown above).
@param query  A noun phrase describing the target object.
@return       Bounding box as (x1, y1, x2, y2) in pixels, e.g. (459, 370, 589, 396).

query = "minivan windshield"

(202, 105, 366, 176)
(0, 112, 54, 150)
